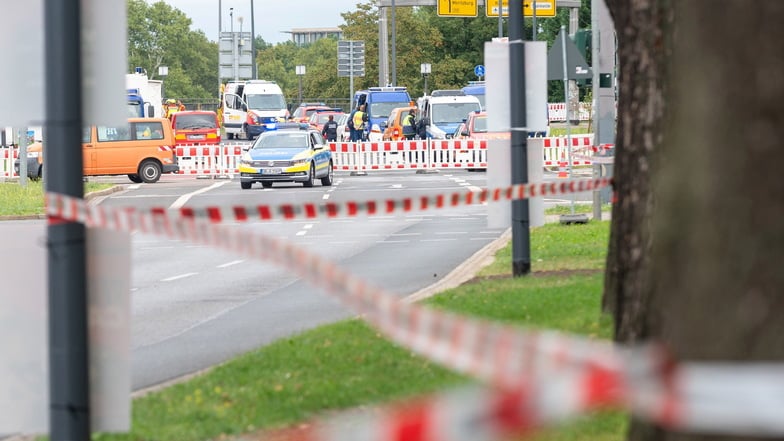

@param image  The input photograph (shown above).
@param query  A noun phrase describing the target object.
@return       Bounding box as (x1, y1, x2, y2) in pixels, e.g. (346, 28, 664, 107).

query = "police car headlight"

(293, 158, 310, 166)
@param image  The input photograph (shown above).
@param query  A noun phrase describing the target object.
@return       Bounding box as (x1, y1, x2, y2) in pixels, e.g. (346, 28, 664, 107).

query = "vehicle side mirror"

(381, 122, 388, 129)
(241, 103, 248, 112)
(461, 130, 469, 137)
(242, 144, 251, 152)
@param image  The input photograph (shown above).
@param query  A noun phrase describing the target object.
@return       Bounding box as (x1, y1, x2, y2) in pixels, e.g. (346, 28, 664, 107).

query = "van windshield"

(246, 94, 287, 111)
(368, 101, 411, 119)
(432, 102, 482, 125)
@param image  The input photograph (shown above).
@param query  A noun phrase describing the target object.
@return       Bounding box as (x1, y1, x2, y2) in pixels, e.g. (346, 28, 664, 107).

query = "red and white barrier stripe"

(133, 178, 610, 224)
(43, 179, 784, 437)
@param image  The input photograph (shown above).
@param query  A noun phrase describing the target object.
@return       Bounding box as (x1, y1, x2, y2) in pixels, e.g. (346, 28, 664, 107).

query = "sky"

(159, 0, 363, 45)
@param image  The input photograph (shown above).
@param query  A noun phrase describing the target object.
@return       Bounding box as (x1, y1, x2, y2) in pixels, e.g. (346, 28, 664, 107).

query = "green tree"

(126, 0, 217, 100)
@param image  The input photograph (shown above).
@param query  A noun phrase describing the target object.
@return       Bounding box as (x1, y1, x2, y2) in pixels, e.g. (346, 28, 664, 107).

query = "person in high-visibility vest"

(402, 109, 417, 140)
(164, 99, 181, 120)
(352, 104, 368, 141)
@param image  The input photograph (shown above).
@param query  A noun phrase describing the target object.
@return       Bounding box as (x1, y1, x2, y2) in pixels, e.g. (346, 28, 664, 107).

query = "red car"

(170, 111, 221, 145)
(308, 111, 345, 132)
(291, 103, 334, 123)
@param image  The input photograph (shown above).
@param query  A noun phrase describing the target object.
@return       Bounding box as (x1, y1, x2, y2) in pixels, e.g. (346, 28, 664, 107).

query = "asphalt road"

(2, 168, 598, 393)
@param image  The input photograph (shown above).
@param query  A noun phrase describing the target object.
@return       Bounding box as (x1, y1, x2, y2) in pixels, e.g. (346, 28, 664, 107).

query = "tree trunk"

(605, 1, 784, 440)
(602, 0, 671, 342)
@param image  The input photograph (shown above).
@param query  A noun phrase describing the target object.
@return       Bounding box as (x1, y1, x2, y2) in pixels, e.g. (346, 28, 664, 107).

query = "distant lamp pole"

(158, 65, 169, 116)
(296, 65, 306, 105)
(420, 63, 431, 96)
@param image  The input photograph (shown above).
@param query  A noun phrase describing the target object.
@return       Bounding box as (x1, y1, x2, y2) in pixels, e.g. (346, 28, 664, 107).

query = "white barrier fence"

(1, 136, 609, 181)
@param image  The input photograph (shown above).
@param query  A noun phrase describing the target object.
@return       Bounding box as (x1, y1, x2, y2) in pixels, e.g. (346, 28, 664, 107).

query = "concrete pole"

(378, 6, 389, 86)
(391, 0, 396, 86)
(568, 6, 579, 124)
(592, 0, 616, 218)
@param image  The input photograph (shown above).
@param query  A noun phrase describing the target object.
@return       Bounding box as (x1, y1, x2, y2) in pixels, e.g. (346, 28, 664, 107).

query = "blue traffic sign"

(474, 64, 485, 78)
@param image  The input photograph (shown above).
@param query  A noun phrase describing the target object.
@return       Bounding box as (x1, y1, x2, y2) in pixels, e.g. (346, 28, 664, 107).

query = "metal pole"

(349, 42, 355, 108)
(532, 0, 537, 41)
(391, 0, 396, 86)
(18, 127, 28, 187)
(250, 0, 256, 79)
(497, 0, 502, 37)
(561, 26, 575, 215)
(218, 0, 222, 97)
(509, 0, 530, 277)
(45, 0, 90, 439)
(298, 75, 303, 104)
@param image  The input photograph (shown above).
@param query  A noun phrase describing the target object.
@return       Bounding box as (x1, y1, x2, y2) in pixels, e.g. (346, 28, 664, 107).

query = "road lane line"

(169, 181, 228, 209)
(161, 272, 198, 282)
(217, 260, 245, 268)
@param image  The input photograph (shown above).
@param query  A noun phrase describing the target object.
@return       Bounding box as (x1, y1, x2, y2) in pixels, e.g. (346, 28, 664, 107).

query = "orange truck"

(16, 118, 179, 183)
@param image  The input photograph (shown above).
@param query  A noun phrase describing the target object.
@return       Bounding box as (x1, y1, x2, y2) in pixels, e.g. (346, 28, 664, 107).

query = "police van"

(353, 87, 413, 142)
(417, 90, 482, 139)
(222, 80, 288, 140)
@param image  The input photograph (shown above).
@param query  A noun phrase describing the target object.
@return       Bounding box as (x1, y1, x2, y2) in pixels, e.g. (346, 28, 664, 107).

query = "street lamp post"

(420, 63, 431, 96)
(158, 65, 168, 117)
(296, 65, 306, 105)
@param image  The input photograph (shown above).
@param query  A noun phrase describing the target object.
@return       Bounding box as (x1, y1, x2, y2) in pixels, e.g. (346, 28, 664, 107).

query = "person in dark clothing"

(322, 114, 339, 142)
(416, 116, 428, 140)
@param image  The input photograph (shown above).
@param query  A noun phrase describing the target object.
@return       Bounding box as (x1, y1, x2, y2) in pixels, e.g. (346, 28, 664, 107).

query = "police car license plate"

(261, 168, 281, 175)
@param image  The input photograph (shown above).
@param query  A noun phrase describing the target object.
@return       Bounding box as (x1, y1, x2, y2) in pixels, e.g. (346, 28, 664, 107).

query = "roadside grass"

(545, 203, 613, 216)
(549, 126, 592, 136)
(88, 220, 626, 441)
(0, 181, 114, 216)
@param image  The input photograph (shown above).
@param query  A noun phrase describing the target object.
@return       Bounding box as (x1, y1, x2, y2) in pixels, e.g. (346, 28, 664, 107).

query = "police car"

(238, 123, 333, 189)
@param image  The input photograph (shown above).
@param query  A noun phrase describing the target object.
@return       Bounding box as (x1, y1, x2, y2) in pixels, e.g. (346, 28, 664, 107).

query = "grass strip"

(88, 221, 625, 441)
(0, 181, 115, 216)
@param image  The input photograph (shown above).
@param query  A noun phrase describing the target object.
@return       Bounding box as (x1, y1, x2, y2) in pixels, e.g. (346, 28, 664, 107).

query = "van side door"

(82, 126, 96, 173)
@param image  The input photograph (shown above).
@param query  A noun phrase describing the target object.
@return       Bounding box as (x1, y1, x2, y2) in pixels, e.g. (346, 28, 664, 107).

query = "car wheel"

(261, 182, 272, 188)
(128, 174, 143, 183)
(139, 160, 162, 183)
(240, 180, 252, 189)
(320, 161, 333, 186)
(303, 163, 315, 187)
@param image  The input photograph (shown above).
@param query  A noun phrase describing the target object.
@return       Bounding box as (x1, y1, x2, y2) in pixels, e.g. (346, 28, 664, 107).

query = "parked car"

(238, 123, 333, 189)
(382, 106, 418, 141)
(336, 113, 351, 142)
(308, 110, 345, 133)
(291, 103, 333, 123)
(15, 118, 178, 183)
(170, 110, 221, 146)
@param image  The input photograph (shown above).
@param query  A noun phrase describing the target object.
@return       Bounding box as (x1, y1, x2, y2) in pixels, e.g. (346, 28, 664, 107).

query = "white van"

(222, 80, 288, 140)
(417, 90, 482, 139)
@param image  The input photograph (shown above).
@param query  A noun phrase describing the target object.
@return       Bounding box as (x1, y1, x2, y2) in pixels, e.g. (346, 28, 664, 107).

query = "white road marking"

(376, 240, 410, 244)
(391, 184, 403, 188)
(435, 231, 468, 235)
(322, 194, 330, 200)
(422, 238, 459, 242)
(161, 272, 198, 282)
(129, 184, 141, 190)
(169, 181, 229, 209)
(217, 260, 244, 268)
(295, 224, 313, 236)
(390, 232, 422, 237)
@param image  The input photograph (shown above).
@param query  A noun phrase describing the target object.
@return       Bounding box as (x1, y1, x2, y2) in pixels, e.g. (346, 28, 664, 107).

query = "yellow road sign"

(437, 0, 478, 17)
(486, 0, 557, 18)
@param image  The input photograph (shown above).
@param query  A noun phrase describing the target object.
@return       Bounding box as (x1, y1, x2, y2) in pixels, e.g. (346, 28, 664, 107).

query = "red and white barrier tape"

(43, 180, 784, 437)
(110, 178, 611, 224)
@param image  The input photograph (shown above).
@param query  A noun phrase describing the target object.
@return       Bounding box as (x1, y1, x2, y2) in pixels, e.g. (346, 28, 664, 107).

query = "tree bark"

(605, 1, 784, 440)
(602, 0, 672, 342)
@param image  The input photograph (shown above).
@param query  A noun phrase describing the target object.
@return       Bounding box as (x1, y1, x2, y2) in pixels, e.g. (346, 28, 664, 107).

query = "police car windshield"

(253, 132, 308, 149)
(245, 94, 287, 111)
